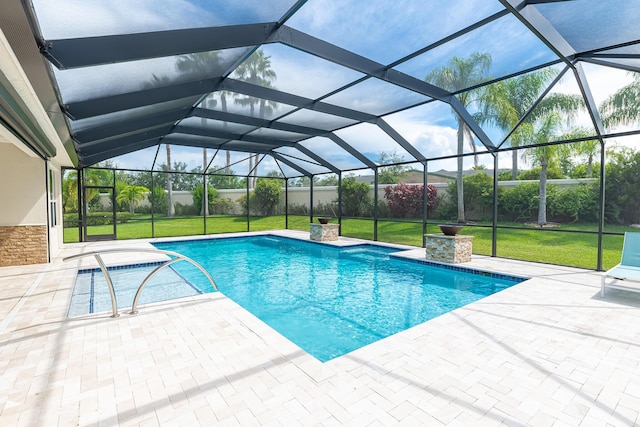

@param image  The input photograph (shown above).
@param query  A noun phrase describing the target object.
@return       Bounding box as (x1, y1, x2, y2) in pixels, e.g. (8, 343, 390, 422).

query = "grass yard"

(64, 214, 630, 270)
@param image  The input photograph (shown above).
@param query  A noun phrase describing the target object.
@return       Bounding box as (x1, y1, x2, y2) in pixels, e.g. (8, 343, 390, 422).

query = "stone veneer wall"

(0, 225, 48, 266)
(424, 234, 473, 264)
(310, 223, 339, 242)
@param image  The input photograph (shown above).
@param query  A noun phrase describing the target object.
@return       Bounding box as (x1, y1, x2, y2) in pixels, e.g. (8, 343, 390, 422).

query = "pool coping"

(150, 232, 530, 284)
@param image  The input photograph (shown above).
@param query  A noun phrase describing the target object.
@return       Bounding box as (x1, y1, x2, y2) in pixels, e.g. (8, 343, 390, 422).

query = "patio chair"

(601, 232, 640, 297)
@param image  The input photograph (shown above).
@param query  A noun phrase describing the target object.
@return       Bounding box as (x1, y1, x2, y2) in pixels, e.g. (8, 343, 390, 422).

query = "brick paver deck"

(1, 231, 639, 426)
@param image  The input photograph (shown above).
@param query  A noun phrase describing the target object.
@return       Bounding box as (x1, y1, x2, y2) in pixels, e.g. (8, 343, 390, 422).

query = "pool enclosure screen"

(5, 0, 640, 269)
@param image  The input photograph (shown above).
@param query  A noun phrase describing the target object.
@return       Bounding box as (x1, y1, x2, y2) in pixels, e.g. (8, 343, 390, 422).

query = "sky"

(31, 0, 640, 176)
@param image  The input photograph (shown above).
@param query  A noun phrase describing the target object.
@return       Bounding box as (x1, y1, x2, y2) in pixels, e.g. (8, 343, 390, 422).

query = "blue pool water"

(150, 236, 525, 362)
(68, 262, 202, 317)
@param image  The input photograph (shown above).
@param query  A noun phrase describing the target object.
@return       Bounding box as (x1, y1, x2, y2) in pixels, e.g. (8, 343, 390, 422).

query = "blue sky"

(32, 0, 640, 175)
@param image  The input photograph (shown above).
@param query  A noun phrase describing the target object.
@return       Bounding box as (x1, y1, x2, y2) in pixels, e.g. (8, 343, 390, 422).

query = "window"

(49, 168, 57, 226)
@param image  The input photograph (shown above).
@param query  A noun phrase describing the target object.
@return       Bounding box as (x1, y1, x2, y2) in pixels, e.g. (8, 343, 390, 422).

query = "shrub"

(253, 178, 282, 215)
(238, 193, 251, 215)
(569, 162, 600, 179)
(439, 174, 493, 221)
(605, 149, 640, 225)
(174, 202, 198, 216)
(82, 212, 116, 226)
(498, 182, 540, 222)
(63, 213, 80, 228)
(287, 203, 308, 215)
(238, 193, 261, 215)
(547, 183, 599, 223)
(341, 176, 371, 217)
(191, 184, 217, 213)
(148, 185, 167, 214)
(517, 167, 563, 180)
(498, 170, 514, 181)
(315, 201, 338, 217)
(210, 197, 235, 214)
(432, 196, 456, 221)
(376, 200, 389, 218)
(383, 183, 439, 218)
(462, 174, 493, 220)
(115, 212, 134, 223)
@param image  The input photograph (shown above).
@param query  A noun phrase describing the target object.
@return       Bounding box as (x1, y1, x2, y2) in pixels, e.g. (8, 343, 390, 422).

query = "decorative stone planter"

(310, 223, 340, 241)
(424, 233, 473, 264)
(317, 217, 332, 224)
(438, 224, 464, 236)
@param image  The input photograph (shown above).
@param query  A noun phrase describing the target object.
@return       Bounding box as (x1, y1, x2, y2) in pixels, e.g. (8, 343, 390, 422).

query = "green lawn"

(64, 214, 631, 270)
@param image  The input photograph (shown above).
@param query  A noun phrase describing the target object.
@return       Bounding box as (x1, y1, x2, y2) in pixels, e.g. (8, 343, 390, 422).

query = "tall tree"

(571, 130, 599, 178)
(234, 50, 278, 188)
(165, 145, 175, 217)
(600, 72, 640, 129)
(175, 52, 234, 188)
(143, 74, 177, 217)
(522, 119, 588, 225)
(62, 170, 79, 213)
(201, 148, 209, 216)
(480, 68, 559, 179)
(425, 52, 492, 222)
(376, 151, 410, 184)
(116, 185, 149, 214)
(521, 113, 567, 225)
(234, 50, 277, 115)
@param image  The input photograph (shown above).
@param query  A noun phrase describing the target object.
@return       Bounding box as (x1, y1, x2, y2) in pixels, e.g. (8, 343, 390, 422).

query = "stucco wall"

(97, 178, 597, 215)
(0, 143, 49, 265)
(0, 143, 46, 226)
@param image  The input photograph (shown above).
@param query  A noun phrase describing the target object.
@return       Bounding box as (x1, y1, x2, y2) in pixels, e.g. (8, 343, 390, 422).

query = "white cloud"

(32, 0, 214, 38)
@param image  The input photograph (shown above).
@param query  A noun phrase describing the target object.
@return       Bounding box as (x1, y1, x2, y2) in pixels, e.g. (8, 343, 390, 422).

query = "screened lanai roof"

(7, 0, 640, 177)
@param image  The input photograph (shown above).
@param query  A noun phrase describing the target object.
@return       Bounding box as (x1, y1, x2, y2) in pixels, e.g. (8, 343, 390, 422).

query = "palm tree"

(480, 68, 559, 179)
(143, 74, 177, 217)
(600, 72, 640, 129)
(572, 130, 599, 177)
(116, 185, 149, 214)
(521, 113, 567, 225)
(522, 118, 591, 225)
(62, 170, 78, 213)
(165, 145, 175, 217)
(425, 52, 492, 222)
(234, 50, 277, 115)
(234, 50, 278, 189)
(175, 52, 234, 188)
(201, 148, 209, 216)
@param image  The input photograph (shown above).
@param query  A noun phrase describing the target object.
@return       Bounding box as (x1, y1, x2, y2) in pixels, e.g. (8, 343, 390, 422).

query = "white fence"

(98, 178, 597, 213)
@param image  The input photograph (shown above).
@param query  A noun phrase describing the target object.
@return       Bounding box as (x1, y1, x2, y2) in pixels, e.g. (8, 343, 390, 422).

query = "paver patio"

(1, 231, 639, 426)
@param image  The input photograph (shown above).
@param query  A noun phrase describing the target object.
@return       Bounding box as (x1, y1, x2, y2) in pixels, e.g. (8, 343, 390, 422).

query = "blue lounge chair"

(602, 232, 640, 296)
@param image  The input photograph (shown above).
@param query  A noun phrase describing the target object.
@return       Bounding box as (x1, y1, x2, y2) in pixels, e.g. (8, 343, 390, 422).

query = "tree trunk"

(166, 145, 175, 217)
(201, 148, 209, 216)
(538, 159, 548, 225)
(512, 150, 519, 180)
(248, 154, 254, 189)
(587, 155, 593, 178)
(252, 154, 259, 188)
(464, 126, 479, 169)
(222, 93, 231, 182)
(456, 118, 466, 223)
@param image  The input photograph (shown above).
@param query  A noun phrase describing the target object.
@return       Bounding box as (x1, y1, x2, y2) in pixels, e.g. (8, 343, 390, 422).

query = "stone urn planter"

(317, 217, 332, 224)
(438, 224, 464, 236)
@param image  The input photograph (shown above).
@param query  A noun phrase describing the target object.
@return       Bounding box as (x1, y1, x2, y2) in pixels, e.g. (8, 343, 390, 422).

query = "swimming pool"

(151, 235, 525, 362)
(68, 262, 202, 317)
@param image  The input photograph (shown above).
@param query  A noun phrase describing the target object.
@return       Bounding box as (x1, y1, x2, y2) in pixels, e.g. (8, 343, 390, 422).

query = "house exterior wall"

(0, 28, 72, 266)
(0, 144, 48, 266)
